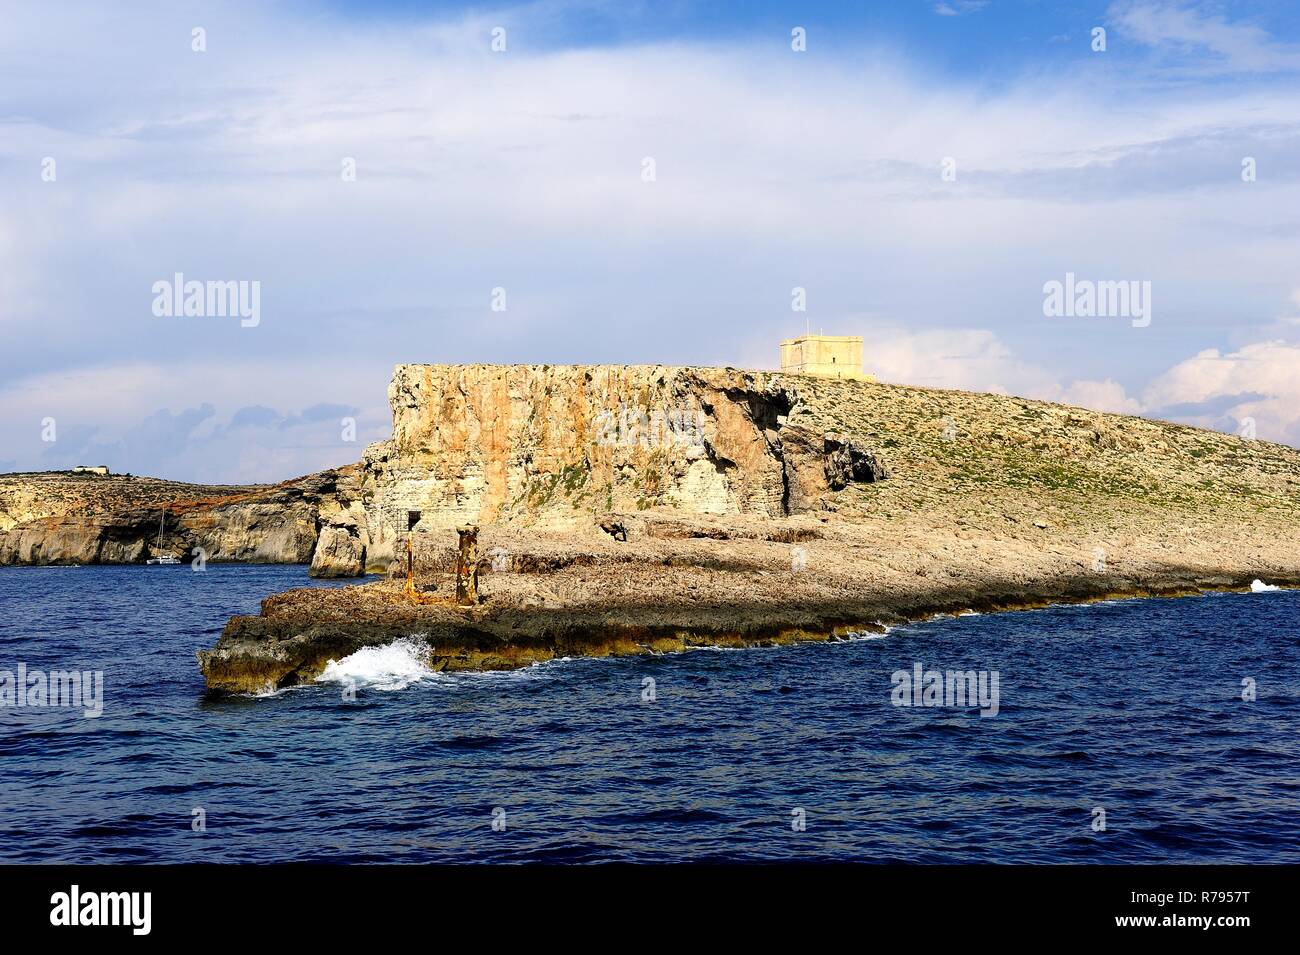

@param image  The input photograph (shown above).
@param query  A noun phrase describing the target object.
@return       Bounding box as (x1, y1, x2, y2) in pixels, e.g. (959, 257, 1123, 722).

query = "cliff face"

(14, 360, 1300, 606)
(340, 361, 1300, 588)
(2, 366, 887, 575)
(353, 365, 886, 568)
(0, 472, 250, 533)
(302, 361, 1300, 577)
(0, 467, 365, 573)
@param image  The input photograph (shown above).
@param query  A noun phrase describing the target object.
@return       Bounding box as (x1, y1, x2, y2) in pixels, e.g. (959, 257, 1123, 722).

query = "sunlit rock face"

(0, 469, 354, 569)
(356, 364, 881, 567)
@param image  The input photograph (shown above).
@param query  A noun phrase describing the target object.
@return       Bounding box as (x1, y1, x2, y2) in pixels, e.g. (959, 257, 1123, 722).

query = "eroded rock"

(823, 434, 888, 489)
(356, 365, 889, 552)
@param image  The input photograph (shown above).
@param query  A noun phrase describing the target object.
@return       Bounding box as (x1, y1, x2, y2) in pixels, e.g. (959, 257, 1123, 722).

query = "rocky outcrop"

(822, 434, 888, 489)
(356, 365, 888, 568)
(15, 362, 1300, 692)
(0, 471, 252, 533)
(0, 467, 362, 570)
(306, 466, 372, 576)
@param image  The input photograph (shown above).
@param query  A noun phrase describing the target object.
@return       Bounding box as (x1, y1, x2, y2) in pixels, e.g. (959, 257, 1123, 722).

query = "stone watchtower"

(779, 334, 870, 379)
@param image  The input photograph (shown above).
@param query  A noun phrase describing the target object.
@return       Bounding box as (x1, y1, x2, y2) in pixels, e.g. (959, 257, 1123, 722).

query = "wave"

(843, 628, 889, 641)
(1249, 579, 1281, 592)
(315, 637, 438, 692)
(450, 658, 575, 681)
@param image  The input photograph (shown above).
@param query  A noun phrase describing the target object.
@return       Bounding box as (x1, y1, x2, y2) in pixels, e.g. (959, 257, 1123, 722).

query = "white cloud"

(1143, 340, 1300, 445)
(865, 327, 1143, 412)
(864, 326, 1300, 443)
(934, 1, 988, 16)
(1, 0, 1299, 480)
(1058, 378, 1145, 415)
(865, 328, 1053, 394)
(1110, 1, 1300, 74)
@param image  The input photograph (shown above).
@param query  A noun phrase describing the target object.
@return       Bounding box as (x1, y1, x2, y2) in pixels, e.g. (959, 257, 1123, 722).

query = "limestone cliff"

(355, 364, 886, 568)
(0, 467, 364, 572)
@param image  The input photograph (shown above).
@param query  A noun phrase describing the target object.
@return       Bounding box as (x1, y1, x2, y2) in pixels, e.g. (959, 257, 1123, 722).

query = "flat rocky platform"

(199, 511, 1300, 693)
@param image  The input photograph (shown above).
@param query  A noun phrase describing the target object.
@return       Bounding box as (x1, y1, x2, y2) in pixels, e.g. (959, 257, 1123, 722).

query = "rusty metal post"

(455, 525, 480, 606)
(404, 536, 416, 598)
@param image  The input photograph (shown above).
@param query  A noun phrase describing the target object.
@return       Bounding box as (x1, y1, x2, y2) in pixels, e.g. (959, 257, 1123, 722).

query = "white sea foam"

(1250, 579, 1281, 593)
(844, 629, 888, 641)
(454, 659, 569, 681)
(315, 637, 438, 691)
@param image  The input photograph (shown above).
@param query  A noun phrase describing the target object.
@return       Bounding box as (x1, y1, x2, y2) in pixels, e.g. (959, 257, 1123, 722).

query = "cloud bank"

(1, 0, 1298, 480)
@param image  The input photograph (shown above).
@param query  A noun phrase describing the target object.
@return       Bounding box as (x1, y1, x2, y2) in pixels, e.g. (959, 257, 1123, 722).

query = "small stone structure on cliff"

(779, 334, 870, 380)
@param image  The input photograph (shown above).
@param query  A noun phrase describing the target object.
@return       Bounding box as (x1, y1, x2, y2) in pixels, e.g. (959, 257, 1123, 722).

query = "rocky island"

(193, 363, 1300, 693)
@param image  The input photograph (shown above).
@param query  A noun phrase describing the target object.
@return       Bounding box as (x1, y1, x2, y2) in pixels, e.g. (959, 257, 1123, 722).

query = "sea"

(1, 564, 1296, 863)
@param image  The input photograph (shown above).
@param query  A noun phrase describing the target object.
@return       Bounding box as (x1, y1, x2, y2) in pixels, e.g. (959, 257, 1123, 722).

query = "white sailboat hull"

(148, 507, 180, 564)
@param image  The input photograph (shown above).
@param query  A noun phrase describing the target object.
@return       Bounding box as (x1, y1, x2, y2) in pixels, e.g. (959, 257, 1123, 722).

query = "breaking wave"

(1250, 579, 1281, 593)
(315, 637, 438, 691)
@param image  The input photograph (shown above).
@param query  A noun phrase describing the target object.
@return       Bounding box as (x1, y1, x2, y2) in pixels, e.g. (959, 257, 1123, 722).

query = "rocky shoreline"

(197, 510, 1300, 692)
(198, 563, 1296, 694)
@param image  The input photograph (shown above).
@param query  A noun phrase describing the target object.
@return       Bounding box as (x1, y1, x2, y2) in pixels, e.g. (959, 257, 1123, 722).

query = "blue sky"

(322, 0, 1300, 64)
(2, 0, 1299, 481)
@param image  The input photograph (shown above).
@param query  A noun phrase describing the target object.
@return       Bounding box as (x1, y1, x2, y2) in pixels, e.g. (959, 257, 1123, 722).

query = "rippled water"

(1, 565, 1297, 863)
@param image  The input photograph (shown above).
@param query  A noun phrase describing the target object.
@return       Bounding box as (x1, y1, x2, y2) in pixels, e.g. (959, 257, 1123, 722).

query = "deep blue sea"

(0, 565, 1297, 863)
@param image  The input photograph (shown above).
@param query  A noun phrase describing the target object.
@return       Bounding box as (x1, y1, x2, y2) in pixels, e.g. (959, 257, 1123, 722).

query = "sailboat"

(146, 507, 181, 565)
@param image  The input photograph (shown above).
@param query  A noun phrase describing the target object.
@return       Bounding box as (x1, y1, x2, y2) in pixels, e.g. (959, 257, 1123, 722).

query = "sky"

(1, 0, 1298, 482)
